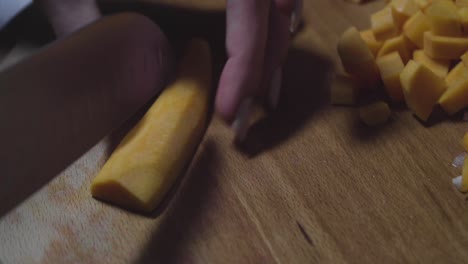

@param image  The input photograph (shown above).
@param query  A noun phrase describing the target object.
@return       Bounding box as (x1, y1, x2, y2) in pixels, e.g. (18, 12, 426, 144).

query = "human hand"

(35, 0, 303, 143)
(216, 0, 302, 142)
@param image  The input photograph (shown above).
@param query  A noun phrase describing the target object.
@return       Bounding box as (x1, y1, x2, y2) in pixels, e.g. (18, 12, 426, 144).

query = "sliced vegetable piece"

(391, 0, 420, 29)
(337, 27, 380, 87)
(403, 10, 430, 48)
(413, 49, 450, 77)
(438, 69, 468, 115)
(360, 29, 384, 56)
(424, 31, 468, 59)
(446, 61, 467, 86)
(425, 0, 462, 37)
(91, 39, 212, 213)
(359, 101, 392, 126)
(371, 7, 400, 41)
(376, 52, 405, 101)
(400, 60, 447, 121)
(378, 34, 414, 63)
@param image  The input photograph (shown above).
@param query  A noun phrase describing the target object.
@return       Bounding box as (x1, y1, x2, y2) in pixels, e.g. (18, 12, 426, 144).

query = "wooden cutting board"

(2, 0, 468, 263)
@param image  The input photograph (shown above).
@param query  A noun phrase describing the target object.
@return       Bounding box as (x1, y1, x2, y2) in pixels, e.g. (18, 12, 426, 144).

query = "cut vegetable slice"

(91, 39, 212, 212)
(438, 70, 468, 115)
(360, 29, 384, 56)
(400, 60, 447, 121)
(425, 0, 463, 37)
(391, 0, 420, 29)
(359, 101, 392, 126)
(337, 27, 380, 87)
(445, 61, 467, 86)
(371, 7, 400, 41)
(424, 31, 468, 59)
(403, 10, 430, 48)
(376, 52, 405, 101)
(413, 49, 450, 77)
(378, 34, 414, 63)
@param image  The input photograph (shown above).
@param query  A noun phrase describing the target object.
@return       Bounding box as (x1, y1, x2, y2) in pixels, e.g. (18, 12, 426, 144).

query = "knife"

(0, 0, 32, 31)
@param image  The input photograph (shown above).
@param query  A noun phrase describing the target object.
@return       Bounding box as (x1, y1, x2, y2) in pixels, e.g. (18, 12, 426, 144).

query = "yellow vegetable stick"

(400, 60, 447, 121)
(91, 39, 212, 212)
(424, 31, 468, 59)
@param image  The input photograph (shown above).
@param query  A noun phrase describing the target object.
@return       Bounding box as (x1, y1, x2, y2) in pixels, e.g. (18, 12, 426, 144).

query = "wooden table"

(2, 0, 468, 263)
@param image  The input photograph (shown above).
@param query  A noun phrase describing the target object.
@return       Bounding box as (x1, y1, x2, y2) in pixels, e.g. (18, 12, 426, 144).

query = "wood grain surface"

(2, 0, 468, 263)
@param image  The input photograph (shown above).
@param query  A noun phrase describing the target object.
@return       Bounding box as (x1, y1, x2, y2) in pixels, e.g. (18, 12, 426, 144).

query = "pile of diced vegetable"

(334, 0, 468, 191)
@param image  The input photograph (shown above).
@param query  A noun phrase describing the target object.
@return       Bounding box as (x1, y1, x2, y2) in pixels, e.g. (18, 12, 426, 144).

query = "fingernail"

(453, 175, 463, 190)
(290, 0, 303, 34)
(232, 98, 253, 143)
(269, 67, 283, 109)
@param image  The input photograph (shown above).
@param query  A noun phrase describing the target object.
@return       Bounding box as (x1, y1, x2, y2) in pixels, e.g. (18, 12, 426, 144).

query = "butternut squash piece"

(378, 35, 414, 63)
(376, 52, 405, 101)
(359, 101, 392, 126)
(400, 60, 447, 120)
(438, 67, 468, 115)
(424, 31, 468, 59)
(337, 27, 380, 87)
(425, 0, 462, 37)
(413, 49, 450, 77)
(403, 10, 430, 48)
(91, 39, 212, 212)
(360, 29, 384, 56)
(371, 7, 400, 41)
(391, 0, 420, 29)
(445, 61, 467, 86)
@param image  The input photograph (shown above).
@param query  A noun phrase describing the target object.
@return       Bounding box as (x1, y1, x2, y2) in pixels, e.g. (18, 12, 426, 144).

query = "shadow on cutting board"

(236, 48, 333, 157)
(135, 139, 220, 263)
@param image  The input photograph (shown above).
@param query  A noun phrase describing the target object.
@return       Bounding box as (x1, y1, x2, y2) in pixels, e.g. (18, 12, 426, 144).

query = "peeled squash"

(438, 64, 468, 115)
(400, 60, 447, 121)
(412, 49, 450, 77)
(376, 52, 405, 101)
(91, 39, 212, 212)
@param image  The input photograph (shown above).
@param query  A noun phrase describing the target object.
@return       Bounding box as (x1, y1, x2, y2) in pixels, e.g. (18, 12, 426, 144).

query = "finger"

(260, 2, 291, 109)
(215, 0, 271, 124)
